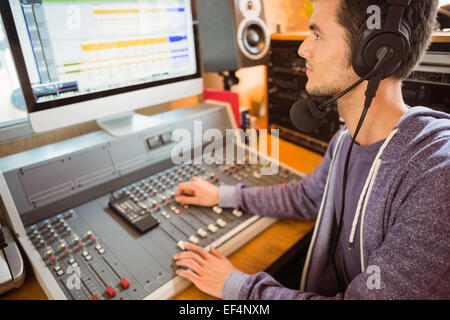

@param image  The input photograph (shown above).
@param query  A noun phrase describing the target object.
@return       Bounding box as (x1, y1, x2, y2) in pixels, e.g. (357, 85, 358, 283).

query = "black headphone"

(352, 0, 411, 79)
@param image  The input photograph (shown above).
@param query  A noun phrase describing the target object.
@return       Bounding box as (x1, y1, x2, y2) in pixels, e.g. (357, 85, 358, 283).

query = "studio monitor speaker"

(196, 0, 270, 73)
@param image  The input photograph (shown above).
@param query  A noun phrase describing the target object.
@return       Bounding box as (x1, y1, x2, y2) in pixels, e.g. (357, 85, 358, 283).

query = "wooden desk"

(1, 135, 323, 300)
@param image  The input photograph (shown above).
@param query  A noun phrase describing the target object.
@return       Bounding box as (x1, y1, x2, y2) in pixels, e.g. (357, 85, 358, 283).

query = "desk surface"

(1, 133, 323, 300)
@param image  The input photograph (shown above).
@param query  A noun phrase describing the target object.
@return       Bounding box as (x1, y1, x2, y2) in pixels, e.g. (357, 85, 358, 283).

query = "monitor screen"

(1, 0, 201, 118)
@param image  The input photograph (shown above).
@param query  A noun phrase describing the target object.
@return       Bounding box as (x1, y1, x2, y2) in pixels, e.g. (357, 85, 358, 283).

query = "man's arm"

(217, 129, 344, 221)
(222, 151, 450, 300)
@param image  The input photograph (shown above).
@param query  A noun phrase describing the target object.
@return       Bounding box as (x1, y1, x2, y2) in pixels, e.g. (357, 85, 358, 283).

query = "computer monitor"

(1, 0, 202, 134)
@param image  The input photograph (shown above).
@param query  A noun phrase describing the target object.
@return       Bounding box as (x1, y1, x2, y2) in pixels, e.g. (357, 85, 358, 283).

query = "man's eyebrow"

(309, 23, 323, 34)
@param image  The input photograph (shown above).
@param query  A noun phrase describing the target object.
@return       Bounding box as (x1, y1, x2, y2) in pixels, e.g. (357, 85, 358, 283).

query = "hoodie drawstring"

(348, 128, 400, 271)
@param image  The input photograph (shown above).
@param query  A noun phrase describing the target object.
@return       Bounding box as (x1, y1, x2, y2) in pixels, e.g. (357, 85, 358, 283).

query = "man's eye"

(314, 33, 321, 40)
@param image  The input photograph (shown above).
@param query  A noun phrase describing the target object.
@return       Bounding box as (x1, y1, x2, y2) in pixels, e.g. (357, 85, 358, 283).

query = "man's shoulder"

(385, 106, 450, 165)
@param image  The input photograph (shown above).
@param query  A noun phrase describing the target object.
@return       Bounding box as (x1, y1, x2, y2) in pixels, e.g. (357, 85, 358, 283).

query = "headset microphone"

(289, 97, 330, 133)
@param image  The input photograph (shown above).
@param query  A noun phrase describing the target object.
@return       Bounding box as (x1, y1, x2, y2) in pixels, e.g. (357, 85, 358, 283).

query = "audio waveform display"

(10, 0, 197, 103)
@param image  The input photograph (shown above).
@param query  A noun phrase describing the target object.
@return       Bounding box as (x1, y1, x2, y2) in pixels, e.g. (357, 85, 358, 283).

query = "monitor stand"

(97, 111, 162, 137)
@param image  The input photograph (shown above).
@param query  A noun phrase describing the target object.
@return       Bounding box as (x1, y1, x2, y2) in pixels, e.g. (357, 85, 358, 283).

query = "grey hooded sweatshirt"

(218, 107, 450, 300)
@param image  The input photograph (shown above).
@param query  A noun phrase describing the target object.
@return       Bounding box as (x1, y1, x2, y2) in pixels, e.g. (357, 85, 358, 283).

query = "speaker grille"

(237, 18, 270, 60)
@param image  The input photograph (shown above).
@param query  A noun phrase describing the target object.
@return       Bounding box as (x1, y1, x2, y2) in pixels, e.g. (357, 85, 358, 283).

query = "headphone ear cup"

(352, 19, 410, 79)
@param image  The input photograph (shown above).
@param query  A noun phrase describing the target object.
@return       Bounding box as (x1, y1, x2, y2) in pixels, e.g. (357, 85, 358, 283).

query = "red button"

(65, 249, 69, 254)
(91, 294, 100, 300)
(78, 242, 83, 247)
(106, 285, 116, 297)
(91, 236, 96, 241)
(120, 277, 130, 289)
(50, 256, 55, 261)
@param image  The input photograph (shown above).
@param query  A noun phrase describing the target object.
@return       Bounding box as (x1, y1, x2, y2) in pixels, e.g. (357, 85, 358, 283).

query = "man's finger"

(175, 195, 200, 205)
(176, 269, 201, 283)
(184, 242, 211, 260)
(209, 245, 225, 259)
(176, 259, 204, 276)
(174, 251, 205, 266)
(176, 182, 195, 196)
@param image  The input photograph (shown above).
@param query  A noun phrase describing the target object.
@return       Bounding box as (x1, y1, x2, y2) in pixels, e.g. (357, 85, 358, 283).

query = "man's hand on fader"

(175, 176, 219, 207)
(173, 242, 238, 299)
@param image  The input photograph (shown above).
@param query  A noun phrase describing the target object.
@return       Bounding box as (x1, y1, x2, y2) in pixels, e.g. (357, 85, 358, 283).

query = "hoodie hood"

(380, 106, 450, 163)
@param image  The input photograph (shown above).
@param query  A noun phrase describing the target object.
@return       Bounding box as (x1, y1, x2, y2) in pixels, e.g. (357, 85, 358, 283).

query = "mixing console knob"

(106, 285, 116, 297)
(177, 240, 186, 250)
(216, 219, 227, 228)
(162, 211, 170, 219)
(253, 171, 261, 179)
(212, 206, 223, 214)
(207, 224, 218, 233)
(189, 235, 199, 245)
(54, 266, 64, 276)
(232, 209, 243, 217)
(95, 244, 105, 255)
(196, 228, 207, 238)
(120, 277, 130, 289)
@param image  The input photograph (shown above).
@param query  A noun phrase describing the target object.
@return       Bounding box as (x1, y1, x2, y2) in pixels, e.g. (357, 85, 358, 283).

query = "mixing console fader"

(0, 103, 305, 300)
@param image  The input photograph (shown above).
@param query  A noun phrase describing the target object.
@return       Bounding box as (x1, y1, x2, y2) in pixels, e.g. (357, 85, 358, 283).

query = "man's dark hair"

(336, 0, 439, 80)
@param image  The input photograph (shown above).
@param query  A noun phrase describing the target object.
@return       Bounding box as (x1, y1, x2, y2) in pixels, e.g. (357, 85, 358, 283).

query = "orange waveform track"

(81, 37, 169, 52)
(93, 8, 164, 15)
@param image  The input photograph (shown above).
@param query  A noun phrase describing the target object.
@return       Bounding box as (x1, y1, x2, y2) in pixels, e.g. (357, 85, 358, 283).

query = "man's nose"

(298, 36, 313, 60)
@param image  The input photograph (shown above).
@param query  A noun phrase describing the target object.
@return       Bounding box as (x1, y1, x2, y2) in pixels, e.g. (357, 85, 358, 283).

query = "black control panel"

(402, 42, 450, 114)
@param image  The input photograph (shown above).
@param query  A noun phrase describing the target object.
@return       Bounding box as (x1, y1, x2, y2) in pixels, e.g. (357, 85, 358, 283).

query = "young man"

(173, 0, 449, 299)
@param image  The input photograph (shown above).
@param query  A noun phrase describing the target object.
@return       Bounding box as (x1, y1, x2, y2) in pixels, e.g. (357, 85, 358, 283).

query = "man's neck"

(337, 78, 409, 146)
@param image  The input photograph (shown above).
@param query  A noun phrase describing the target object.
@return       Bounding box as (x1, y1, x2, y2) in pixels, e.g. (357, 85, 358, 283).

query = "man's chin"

(306, 85, 328, 97)
(306, 83, 339, 97)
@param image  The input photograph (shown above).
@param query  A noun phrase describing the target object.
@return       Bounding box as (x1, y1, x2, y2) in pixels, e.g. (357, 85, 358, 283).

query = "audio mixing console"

(0, 103, 304, 300)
